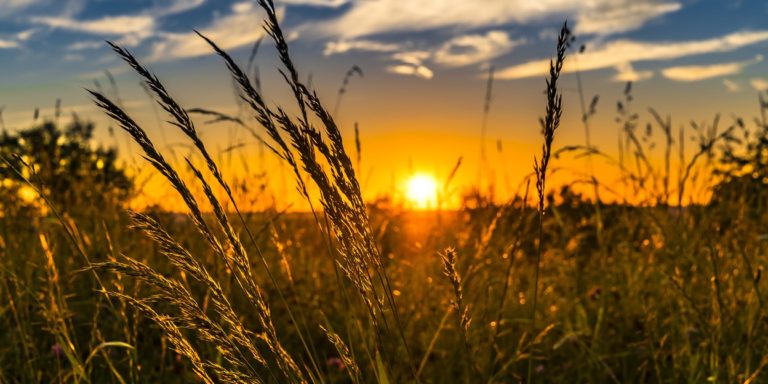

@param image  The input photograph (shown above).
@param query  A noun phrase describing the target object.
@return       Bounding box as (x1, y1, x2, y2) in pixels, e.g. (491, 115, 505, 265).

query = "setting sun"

(405, 174, 438, 209)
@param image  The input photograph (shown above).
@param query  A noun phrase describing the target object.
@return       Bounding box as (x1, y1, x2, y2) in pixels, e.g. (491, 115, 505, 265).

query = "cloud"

(68, 41, 103, 50)
(392, 51, 432, 66)
(31, 15, 155, 35)
(385, 50, 434, 79)
(0, 39, 19, 49)
(613, 62, 653, 82)
(29, 1, 204, 47)
(15, 28, 36, 41)
(387, 64, 434, 79)
(496, 30, 768, 80)
(661, 55, 763, 81)
(433, 30, 524, 67)
(324, 39, 402, 56)
(751, 78, 768, 91)
(576, 2, 681, 35)
(307, 0, 680, 39)
(0, 28, 36, 49)
(0, 0, 44, 16)
(722, 79, 741, 92)
(280, 0, 349, 7)
(0, 0, 38, 7)
(148, 2, 277, 61)
(151, 0, 206, 17)
(325, 31, 522, 68)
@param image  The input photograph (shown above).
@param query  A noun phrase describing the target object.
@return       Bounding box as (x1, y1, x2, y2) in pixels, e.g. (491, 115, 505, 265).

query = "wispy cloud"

(662, 55, 762, 81)
(31, 14, 155, 47)
(722, 79, 741, 92)
(151, 0, 206, 17)
(613, 62, 653, 82)
(0, 39, 19, 49)
(496, 30, 768, 81)
(147, 2, 276, 61)
(387, 64, 434, 80)
(31, 15, 155, 35)
(0, 28, 38, 48)
(392, 50, 431, 66)
(434, 31, 523, 67)
(308, 0, 680, 39)
(326, 31, 523, 79)
(0, 0, 45, 17)
(15, 28, 37, 41)
(280, 0, 349, 7)
(29, 0, 204, 49)
(385, 50, 434, 79)
(576, 2, 681, 35)
(68, 41, 103, 50)
(323, 39, 402, 56)
(751, 78, 768, 91)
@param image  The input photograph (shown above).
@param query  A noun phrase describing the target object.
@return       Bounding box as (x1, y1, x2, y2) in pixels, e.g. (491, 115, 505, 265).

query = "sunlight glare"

(405, 174, 438, 209)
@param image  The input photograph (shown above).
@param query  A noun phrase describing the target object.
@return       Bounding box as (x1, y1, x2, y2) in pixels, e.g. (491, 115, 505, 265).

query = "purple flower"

(327, 357, 345, 371)
(51, 344, 63, 358)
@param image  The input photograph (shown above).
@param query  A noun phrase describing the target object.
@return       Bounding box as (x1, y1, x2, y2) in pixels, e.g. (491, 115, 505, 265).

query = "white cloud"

(661, 55, 763, 81)
(392, 51, 431, 66)
(280, 0, 349, 7)
(387, 64, 434, 79)
(148, 2, 278, 61)
(31, 15, 155, 35)
(307, 0, 680, 39)
(0, 28, 35, 49)
(324, 39, 402, 56)
(433, 30, 523, 67)
(68, 41, 103, 50)
(29, 1, 202, 47)
(0, 0, 38, 7)
(0, 0, 43, 16)
(751, 78, 768, 91)
(722, 79, 741, 92)
(331, 31, 523, 79)
(577, 2, 681, 35)
(151, 0, 206, 17)
(0, 39, 19, 49)
(613, 62, 653, 82)
(385, 49, 435, 79)
(15, 28, 36, 41)
(496, 30, 768, 80)
(115, 31, 153, 47)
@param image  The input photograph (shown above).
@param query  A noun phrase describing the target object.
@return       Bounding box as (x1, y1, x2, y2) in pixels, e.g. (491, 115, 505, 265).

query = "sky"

(1, 0, 768, 208)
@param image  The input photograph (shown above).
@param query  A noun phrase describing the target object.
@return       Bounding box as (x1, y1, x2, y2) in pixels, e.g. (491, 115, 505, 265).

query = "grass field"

(2, 1, 768, 383)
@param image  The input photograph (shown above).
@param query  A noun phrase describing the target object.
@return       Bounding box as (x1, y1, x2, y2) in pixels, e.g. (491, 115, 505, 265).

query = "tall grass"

(2, 2, 768, 383)
(529, 21, 569, 384)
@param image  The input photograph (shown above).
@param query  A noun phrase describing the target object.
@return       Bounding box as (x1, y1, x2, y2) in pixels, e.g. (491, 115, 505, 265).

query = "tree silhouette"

(0, 118, 132, 211)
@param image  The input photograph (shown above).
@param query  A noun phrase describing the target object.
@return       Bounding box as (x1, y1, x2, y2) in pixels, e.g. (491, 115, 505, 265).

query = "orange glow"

(405, 173, 438, 209)
(18, 185, 38, 203)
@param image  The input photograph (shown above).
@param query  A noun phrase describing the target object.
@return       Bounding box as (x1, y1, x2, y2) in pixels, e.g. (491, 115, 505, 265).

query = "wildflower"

(51, 344, 63, 358)
(588, 286, 602, 301)
(327, 357, 345, 371)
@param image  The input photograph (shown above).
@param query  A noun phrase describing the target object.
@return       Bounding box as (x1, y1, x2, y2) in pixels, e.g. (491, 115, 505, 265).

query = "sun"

(405, 173, 438, 209)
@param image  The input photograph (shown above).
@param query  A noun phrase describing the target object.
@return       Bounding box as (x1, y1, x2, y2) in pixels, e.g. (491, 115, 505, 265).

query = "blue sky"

(1, 0, 766, 86)
(1, 0, 768, 204)
(1, 0, 767, 132)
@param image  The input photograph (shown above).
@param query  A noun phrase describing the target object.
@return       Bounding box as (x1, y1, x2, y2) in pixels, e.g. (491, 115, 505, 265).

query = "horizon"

(2, 0, 768, 209)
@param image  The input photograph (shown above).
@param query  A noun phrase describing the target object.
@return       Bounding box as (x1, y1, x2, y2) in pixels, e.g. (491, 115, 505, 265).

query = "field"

(2, 1, 768, 383)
